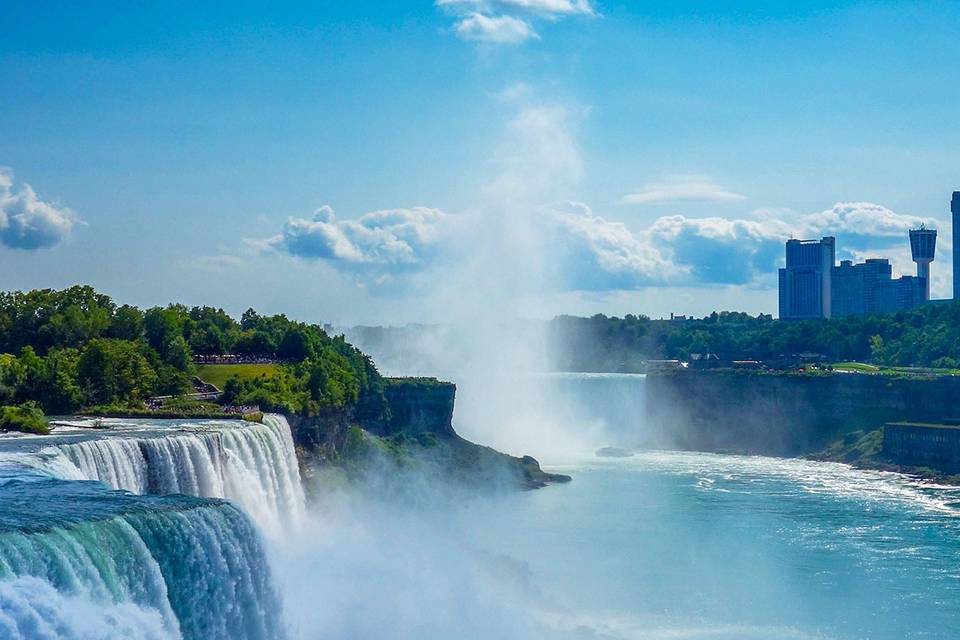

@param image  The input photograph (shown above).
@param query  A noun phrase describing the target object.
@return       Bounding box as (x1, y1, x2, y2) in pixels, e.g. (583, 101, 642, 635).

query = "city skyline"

(778, 215, 947, 321)
(2, 2, 959, 325)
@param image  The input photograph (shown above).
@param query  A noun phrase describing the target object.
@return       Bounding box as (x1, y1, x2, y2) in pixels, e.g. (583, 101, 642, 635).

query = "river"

(1, 374, 959, 639)
(456, 450, 960, 639)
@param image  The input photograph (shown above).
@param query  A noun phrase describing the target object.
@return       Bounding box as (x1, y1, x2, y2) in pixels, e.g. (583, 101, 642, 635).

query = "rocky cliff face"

(285, 379, 455, 454)
(645, 371, 960, 456)
(287, 377, 569, 491)
(285, 408, 353, 459)
(373, 378, 457, 438)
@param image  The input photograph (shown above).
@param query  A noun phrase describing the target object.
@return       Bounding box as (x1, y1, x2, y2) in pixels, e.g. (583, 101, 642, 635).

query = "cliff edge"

(288, 377, 570, 493)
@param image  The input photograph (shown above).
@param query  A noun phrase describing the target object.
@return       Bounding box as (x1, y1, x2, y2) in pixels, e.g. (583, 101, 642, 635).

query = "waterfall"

(0, 414, 304, 637)
(0, 575, 174, 640)
(0, 477, 284, 640)
(46, 415, 305, 534)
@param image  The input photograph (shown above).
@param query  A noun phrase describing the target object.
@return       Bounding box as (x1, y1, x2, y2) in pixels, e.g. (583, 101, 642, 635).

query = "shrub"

(0, 402, 50, 435)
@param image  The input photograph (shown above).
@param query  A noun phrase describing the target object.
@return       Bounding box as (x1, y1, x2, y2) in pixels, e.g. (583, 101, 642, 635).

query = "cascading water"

(0, 475, 284, 640)
(41, 415, 305, 534)
(0, 414, 306, 639)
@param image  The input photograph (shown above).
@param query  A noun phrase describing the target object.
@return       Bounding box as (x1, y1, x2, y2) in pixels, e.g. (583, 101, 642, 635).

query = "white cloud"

(260, 197, 941, 294)
(265, 205, 449, 269)
(547, 200, 940, 290)
(437, 0, 594, 44)
(647, 214, 787, 285)
(639, 201, 943, 288)
(499, 0, 595, 15)
(438, 0, 594, 17)
(544, 202, 674, 289)
(0, 168, 78, 250)
(454, 12, 538, 44)
(621, 177, 747, 205)
(795, 201, 933, 242)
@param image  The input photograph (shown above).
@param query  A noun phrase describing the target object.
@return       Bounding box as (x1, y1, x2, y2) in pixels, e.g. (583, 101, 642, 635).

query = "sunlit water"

(453, 451, 960, 640)
(1, 387, 959, 639)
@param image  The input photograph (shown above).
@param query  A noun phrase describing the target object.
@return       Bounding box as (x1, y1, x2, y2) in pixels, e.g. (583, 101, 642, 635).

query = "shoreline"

(808, 453, 960, 487)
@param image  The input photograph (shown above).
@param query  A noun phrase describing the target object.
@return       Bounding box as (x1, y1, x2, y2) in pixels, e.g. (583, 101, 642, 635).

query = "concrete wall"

(883, 423, 960, 472)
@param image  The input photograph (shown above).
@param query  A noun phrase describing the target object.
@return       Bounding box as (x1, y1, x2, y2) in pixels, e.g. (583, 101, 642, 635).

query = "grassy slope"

(832, 362, 883, 372)
(832, 362, 960, 375)
(812, 428, 960, 484)
(195, 363, 281, 389)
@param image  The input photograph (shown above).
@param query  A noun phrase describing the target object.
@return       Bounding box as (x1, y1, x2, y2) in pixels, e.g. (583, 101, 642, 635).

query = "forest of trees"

(549, 301, 960, 372)
(0, 286, 387, 420)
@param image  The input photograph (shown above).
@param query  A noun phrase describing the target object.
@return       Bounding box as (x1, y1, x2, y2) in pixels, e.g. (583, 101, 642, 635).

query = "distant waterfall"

(47, 415, 305, 534)
(0, 480, 283, 640)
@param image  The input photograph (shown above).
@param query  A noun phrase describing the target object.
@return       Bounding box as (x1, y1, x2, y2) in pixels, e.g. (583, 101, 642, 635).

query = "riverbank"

(645, 369, 960, 485)
(809, 428, 960, 486)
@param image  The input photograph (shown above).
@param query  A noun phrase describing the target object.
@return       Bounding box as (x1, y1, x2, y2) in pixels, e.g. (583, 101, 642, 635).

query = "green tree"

(40, 348, 83, 413)
(77, 339, 158, 406)
(108, 304, 145, 341)
(144, 307, 183, 356)
(869, 334, 885, 363)
(0, 353, 25, 405)
(164, 335, 192, 370)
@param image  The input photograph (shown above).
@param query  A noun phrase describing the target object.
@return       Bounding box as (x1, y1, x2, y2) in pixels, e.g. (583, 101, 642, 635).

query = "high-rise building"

(779, 237, 835, 319)
(781, 229, 933, 319)
(831, 258, 892, 317)
(876, 275, 927, 313)
(908, 226, 936, 301)
(953, 192, 960, 300)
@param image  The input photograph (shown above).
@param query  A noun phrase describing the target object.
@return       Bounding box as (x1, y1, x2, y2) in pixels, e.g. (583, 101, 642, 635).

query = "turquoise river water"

(455, 451, 960, 639)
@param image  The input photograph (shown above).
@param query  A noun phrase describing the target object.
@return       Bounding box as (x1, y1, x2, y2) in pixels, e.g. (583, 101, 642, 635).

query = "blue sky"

(1, 1, 958, 324)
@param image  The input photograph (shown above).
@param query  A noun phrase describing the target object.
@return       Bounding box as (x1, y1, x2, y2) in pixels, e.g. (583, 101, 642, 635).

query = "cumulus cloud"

(544, 202, 673, 289)
(263, 205, 449, 270)
(794, 201, 932, 246)
(0, 169, 77, 250)
(501, 199, 938, 292)
(621, 176, 747, 205)
(454, 12, 538, 43)
(258, 194, 939, 295)
(437, 0, 594, 44)
(642, 201, 941, 288)
(648, 215, 787, 285)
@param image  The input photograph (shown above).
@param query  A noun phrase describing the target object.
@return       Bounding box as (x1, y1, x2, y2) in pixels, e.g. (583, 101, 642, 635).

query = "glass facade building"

(778, 237, 835, 319)
(831, 258, 892, 317)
